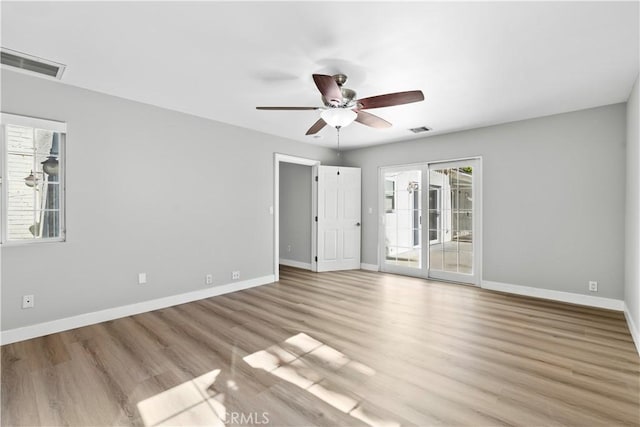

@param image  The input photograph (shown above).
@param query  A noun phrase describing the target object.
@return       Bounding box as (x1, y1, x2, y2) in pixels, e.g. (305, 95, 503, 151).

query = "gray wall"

(625, 74, 640, 333)
(279, 162, 312, 265)
(1, 70, 336, 331)
(342, 104, 627, 299)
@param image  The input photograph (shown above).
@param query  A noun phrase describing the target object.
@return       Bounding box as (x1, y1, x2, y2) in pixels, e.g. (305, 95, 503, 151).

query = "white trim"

(360, 263, 379, 271)
(275, 154, 319, 166)
(0, 112, 67, 133)
(481, 280, 625, 311)
(0, 274, 275, 345)
(274, 153, 320, 282)
(624, 303, 640, 355)
(377, 155, 485, 172)
(279, 258, 312, 270)
(312, 164, 318, 274)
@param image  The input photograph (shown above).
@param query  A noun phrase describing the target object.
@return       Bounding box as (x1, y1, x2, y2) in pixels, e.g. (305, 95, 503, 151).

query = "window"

(384, 179, 395, 213)
(1, 113, 66, 243)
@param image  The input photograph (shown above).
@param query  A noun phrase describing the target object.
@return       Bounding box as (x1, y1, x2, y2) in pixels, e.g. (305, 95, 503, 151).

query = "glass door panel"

(427, 161, 479, 284)
(382, 168, 423, 275)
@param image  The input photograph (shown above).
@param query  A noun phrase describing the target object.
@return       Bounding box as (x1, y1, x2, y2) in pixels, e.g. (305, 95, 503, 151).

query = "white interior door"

(316, 165, 361, 272)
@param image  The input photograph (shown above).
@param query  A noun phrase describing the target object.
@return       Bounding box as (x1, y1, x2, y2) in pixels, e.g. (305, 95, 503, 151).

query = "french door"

(380, 159, 481, 285)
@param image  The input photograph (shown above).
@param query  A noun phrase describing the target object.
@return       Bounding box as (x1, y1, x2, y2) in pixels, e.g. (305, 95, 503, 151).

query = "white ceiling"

(2, 1, 638, 149)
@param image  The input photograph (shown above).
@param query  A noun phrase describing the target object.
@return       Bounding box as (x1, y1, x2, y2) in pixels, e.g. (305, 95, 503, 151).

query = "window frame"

(1, 112, 67, 245)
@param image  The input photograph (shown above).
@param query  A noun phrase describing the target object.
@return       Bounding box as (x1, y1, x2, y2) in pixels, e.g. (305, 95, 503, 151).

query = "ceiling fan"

(256, 74, 425, 135)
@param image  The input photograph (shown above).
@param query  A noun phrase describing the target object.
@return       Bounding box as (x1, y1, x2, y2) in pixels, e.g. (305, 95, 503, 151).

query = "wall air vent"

(1, 48, 65, 79)
(409, 126, 432, 133)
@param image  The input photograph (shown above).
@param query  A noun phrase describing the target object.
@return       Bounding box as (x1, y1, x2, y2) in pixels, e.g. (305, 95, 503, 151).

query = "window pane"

(38, 209, 60, 238)
(35, 129, 55, 155)
(429, 244, 443, 270)
(7, 152, 34, 182)
(385, 246, 398, 263)
(459, 251, 473, 274)
(7, 179, 37, 211)
(444, 250, 458, 273)
(6, 210, 37, 240)
(6, 125, 34, 153)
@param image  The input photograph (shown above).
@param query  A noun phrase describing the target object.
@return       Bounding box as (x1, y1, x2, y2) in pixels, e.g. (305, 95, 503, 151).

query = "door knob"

(356, 222, 361, 226)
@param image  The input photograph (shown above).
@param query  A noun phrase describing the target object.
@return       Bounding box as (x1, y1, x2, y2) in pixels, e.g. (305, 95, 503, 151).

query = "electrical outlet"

(232, 271, 240, 280)
(138, 273, 147, 284)
(205, 274, 213, 285)
(22, 295, 34, 309)
(589, 281, 598, 292)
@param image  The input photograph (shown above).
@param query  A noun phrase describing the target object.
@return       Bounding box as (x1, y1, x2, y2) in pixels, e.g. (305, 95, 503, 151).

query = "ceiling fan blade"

(312, 74, 342, 105)
(357, 90, 424, 110)
(305, 118, 327, 135)
(256, 106, 319, 110)
(355, 110, 392, 128)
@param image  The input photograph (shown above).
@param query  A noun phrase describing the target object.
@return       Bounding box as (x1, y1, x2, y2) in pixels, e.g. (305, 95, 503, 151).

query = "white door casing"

(316, 165, 361, 272)
(274, 153, 320, 282)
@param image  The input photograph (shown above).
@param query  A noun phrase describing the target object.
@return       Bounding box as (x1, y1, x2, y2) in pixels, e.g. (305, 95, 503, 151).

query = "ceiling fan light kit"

(321, 108, 357, 128)
(256, 73, 425, 139)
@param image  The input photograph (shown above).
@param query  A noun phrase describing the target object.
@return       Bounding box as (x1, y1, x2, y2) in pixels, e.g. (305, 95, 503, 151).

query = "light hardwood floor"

(2, 266, 639, 426)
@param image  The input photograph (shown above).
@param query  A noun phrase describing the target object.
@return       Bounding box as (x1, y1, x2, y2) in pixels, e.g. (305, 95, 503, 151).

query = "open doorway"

(279, 162, 313, 269)
(274, 154, 320, 281)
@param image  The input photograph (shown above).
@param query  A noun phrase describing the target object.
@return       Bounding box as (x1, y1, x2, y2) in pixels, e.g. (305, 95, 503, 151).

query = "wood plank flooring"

(2, 266, 639, 426)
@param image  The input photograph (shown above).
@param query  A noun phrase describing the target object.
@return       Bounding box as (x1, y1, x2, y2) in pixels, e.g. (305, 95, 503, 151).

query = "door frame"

(274, 153, 320, 282)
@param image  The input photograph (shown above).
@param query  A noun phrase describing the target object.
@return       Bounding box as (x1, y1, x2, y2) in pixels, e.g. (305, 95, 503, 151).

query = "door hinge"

(315, 176, 318, 182)
(315, 256, 318, 262)
(315, 216, 318, 222)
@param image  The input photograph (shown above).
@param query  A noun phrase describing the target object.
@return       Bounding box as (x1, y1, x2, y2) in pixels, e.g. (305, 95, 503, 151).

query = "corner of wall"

(625, 72, 640, 356)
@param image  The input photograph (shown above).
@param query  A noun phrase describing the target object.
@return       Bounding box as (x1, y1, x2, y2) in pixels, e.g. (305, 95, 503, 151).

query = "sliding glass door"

(380, 159, 481, 285)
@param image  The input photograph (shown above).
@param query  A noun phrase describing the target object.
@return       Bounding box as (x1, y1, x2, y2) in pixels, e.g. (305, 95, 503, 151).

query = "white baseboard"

(481, 280, 625, 311)
(624, 303, 640, 355)
(279, 258, 312, 270)
(0, 274, 275, 346)
(360, 263, 379, 271)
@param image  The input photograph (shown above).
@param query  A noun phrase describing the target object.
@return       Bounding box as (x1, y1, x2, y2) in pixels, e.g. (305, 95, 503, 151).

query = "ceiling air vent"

(409, 126, 432, 133)
(1, 48, 65, 79)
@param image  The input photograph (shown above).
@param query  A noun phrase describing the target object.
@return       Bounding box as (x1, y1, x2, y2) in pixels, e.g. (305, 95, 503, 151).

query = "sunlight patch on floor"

(137, 369, 226, 426)
(243, 332, 399, 427)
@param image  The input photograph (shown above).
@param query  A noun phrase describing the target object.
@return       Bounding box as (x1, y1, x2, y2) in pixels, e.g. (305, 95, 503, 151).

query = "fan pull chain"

(336, 126, 341, 157)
